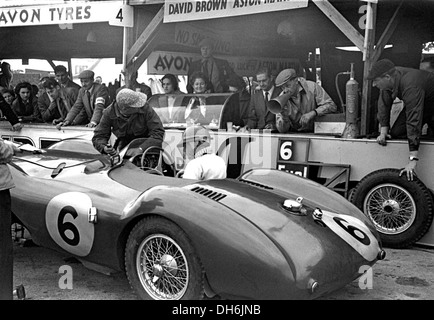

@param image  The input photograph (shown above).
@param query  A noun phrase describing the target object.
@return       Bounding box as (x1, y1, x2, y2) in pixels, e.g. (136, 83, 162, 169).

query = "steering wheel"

(139, 146, 177, 177)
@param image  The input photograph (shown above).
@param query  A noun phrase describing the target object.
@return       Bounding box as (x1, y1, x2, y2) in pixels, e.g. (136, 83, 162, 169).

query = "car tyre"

(125, 217, 204, 300)
(350, 168, 434, 248)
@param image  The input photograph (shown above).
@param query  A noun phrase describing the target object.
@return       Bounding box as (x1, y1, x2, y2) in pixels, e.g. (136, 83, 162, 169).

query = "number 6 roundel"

(46, 192, 95, 257)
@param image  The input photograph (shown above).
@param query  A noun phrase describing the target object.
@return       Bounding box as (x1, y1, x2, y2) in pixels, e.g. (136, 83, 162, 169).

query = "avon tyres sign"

(0, 2, 132, 27)
(164, 0, 308, 23)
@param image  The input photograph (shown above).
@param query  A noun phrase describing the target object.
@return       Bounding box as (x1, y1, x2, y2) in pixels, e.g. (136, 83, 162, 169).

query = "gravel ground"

(11, 241, 434, 301)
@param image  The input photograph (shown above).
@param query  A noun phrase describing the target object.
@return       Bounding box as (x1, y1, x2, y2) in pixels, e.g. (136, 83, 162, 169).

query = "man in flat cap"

(274, 68, 337, 133)
(57, 69, 110, 129)
(92, 88, 164, 158)
(368, 58, 434, 180)
(187, 38, 236, 94)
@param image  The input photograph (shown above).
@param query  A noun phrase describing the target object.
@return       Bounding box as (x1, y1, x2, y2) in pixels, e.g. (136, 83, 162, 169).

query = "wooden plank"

(130, 0, 165, 5)
(361, 3, 377, 135)
(312, 0, 365, 51)
(126, 5, 164, 66)
(372, 1, 403, 62)
(126, 27, 162, 76)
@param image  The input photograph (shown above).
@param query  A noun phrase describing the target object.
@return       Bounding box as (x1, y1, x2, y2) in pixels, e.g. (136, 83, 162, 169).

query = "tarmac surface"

(11, 240, 434, 301)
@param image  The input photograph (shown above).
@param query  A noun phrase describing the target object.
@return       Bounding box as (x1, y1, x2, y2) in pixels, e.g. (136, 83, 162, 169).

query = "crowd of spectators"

(1, 39, 341, 135)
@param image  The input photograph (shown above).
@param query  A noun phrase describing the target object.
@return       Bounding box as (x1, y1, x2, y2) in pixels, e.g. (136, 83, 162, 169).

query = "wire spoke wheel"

(125, 217, 204, 300)
(364, 184, 416, 234)
(137, 234, 188, 300)
(351, 169, 434, 248)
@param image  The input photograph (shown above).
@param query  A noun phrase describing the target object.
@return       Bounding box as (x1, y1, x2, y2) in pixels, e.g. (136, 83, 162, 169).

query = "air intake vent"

(190, 186, 227, 201)
(239, 179, 274, 190)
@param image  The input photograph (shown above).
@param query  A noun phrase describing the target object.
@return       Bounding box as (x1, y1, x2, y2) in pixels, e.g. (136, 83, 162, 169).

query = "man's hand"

(377, 126, 390, 146)
(264, 123, 276, 130)
(86, 122, 97, 128)
(299, 110, 316, 128)
(56, 120, 70, 130)
(376, 133, 391, 146)
(52, 118, 63, 125)
(399, 161, 417, 181)
(4, 140, 22, 155)
(11, 123, 23, 131)
(103, 145, 118, 157)
(238, 126, 250, 133)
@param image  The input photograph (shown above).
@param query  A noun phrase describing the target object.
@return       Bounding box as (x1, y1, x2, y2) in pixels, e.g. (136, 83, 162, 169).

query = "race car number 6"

(46, 192, 95, 257)
(322, 211, 379, 262)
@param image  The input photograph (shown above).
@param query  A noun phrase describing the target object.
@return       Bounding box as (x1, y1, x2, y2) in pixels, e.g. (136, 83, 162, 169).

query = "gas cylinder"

(342, 63, 360, 138)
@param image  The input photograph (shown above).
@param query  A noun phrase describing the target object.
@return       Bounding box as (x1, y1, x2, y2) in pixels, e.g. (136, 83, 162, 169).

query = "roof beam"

(312, 0, 365, 51)
(125, 5, 164, 67)
(372, 1, 403, 63)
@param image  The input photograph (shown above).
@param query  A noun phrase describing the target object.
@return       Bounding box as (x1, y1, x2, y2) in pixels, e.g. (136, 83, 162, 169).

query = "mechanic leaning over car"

(368, 59, 434, 181)
(92, 88, 165, 158)
(0, 138, 21, 300)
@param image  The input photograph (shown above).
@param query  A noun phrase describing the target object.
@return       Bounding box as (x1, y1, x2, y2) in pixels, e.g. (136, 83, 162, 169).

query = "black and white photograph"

(0, 0, 433, 309)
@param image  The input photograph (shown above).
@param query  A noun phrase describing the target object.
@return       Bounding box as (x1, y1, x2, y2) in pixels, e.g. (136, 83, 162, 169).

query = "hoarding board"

(147, 50, 300, 76)
(164, 0, 308, 23)
(0, 1, 133, 27)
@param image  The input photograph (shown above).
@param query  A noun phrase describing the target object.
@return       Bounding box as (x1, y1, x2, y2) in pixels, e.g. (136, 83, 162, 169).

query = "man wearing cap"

(274, 68, 337, 133)
(367, 58, 434, 180)
(57, 69, 110, 129)
(187, 38, 235, 94)
(92, 88, 165, 158)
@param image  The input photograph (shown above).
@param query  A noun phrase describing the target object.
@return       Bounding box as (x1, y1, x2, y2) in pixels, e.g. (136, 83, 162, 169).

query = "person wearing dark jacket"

(0, 90, 22, 131)
(368, 58, 434, 180)
(92, 88, 165, 158)
(226, 74, 250, 127)
(40, 78, 78, 125)
(187, 38, 235, 94)
(0, 61, 12, 89)
(12, 81, 42, 122)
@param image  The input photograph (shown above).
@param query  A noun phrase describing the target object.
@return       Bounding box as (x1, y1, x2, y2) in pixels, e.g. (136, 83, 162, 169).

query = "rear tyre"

(350, 169, 434, 248)
(125, 217, 204, 300)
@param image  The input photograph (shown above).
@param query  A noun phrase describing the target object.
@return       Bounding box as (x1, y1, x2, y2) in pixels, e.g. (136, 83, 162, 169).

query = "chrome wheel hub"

(136, 234, 188, 300)
(364, 184, 416, 235)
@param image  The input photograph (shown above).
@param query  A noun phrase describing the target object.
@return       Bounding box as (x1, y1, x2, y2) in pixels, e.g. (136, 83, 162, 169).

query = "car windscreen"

(148, 93, 240, 130)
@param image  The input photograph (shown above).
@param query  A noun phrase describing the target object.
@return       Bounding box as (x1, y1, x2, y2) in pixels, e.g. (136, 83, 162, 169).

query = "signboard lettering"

(174, 24, 233, 54)
(0, 2, 133, 27)
(148, 50, 300, 76)
(164, 0, 308, 23)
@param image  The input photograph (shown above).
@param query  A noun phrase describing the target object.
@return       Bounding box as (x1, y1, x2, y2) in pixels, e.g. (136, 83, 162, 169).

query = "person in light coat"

(0, 138, 21, 300)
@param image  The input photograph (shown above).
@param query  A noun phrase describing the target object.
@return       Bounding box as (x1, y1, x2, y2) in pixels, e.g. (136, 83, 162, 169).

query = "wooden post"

(360, 2, 377, 135)
(0, 190, 13, 300)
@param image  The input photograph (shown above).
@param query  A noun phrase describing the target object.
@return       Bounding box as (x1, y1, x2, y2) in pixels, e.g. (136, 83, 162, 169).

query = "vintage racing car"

(8, 138, 386, 300)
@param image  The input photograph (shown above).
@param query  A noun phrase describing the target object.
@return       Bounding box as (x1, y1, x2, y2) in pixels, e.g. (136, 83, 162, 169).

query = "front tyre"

(350, 169, 434, 248)
(125, 217, 204, 300)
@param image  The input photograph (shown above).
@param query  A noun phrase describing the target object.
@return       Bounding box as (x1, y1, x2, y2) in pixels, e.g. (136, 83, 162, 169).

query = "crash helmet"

(179, 125, 212, 159)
